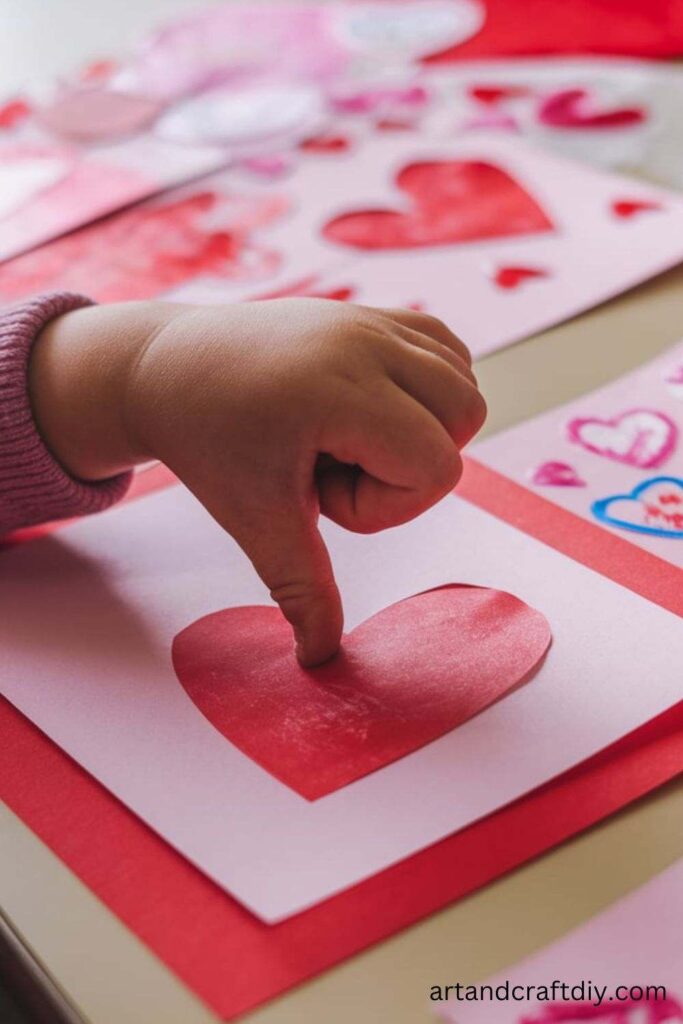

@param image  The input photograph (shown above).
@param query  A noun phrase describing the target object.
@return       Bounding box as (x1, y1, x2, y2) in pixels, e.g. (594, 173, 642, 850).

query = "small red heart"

(538, 89, 646, 130)
(300, 134, 351, 153)
(323, 160, 554, 251)
(172, 585, 551, 801)
(493, 264, 548, 290)
(468, 85, 530, 106)
(0, 99, 31, 130)
(611, 198, 662, 219)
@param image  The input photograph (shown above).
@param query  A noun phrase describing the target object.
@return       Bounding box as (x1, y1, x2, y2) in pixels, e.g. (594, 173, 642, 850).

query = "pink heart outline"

(566, 408, 678, 469)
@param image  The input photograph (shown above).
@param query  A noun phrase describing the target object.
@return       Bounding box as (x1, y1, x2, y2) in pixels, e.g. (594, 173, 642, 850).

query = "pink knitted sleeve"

(0, 293, 132, 536)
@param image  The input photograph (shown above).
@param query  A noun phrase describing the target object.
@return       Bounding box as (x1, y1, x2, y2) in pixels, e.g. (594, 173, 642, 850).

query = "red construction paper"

(322, 160, 554, 251)
(1, 458, 681, 1019)
(172, 586, 551, 801)
(424, 0, 683, 62)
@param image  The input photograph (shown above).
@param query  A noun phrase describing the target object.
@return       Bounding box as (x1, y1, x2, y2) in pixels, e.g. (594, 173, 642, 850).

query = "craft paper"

(437, 858, 683, 1023)
(0, 133, 228, 263)
(1, 480, 682, 922)
(9, 130, 680, 360)
(423, 0, 683, 60)
(421, 58, 683, 189)
(173, 133, 683, 358)
(0, 187, 290, 303)
(473, 341, 683, 566)
(1, 461, 681, 1020)
(172, 586, 551, 800)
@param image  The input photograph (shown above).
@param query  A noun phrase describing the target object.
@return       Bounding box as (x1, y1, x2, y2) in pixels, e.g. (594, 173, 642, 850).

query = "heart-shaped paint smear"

(592, 476, 683, 539)
(323, 160, 554, 251)
(538, 89, 646, 130)
(567, 408, 677, 469)
(611, 198, 662, 219)
(172, 585, 551, 801)
(493, 264, 548, 290)
(530, 461, 586, 487)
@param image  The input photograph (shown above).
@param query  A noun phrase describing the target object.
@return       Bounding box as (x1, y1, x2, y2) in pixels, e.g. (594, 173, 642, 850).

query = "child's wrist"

(29, 300, 184, 482)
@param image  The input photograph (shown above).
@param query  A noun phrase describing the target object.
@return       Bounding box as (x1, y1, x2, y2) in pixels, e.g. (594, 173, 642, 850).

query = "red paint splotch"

(0, 190, 289, 303)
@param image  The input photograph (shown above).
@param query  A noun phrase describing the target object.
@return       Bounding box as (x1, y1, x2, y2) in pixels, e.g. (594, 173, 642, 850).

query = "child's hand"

(31, 299, 486, 665)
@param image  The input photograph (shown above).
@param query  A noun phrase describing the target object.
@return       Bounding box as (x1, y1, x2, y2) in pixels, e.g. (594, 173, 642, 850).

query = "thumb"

(239, 511, 343, 668)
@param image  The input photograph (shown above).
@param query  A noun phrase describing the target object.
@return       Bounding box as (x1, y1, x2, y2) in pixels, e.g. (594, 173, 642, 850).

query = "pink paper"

(474, 341, 683, 564)
(437, 858, 683, 1022)
(175, 132, 683, 359)
(0, 488, 681, 922)
(0, 133, 227, 263)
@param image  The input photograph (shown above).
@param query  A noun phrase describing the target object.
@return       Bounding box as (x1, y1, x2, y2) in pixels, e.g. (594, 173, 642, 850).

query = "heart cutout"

(493, 264, 548, 290)
(530, 461, 586, 487)
(322, 160, 554, 251)
(592, 476, 683, 539)
(538, 89, 646, 130)
(172, 585, 551, 801)
(567, 408, 677, 469)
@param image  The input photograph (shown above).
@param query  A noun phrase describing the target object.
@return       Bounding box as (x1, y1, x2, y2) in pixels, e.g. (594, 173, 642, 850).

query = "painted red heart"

(538, 89, 646, 130)
(322, 160, 554, 251)
(611, 198, 662, 219)
(172, 585, 551, 801)
(493, 264, 548, 289)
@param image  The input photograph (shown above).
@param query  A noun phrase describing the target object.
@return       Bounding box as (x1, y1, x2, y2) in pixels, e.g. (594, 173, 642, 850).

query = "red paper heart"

(493, 264, 548, 289)
(322, 160, 554, 251)
(538, 89, 646, 130)
(611, 198, 662, 219)
(172, 585, 551, 801)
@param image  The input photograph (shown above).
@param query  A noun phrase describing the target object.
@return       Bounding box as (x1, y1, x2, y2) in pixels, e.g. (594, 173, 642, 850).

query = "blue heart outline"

(591, 475, 683, 538)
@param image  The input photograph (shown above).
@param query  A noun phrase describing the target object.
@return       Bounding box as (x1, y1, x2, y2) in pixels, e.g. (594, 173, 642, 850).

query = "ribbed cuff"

(0, 292, 133, 535)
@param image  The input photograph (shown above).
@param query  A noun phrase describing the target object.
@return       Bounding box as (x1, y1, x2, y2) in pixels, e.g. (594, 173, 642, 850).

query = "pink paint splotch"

(0, 190, 289, 303)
